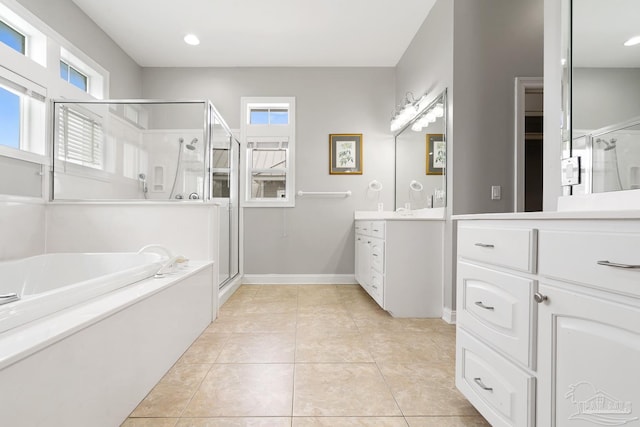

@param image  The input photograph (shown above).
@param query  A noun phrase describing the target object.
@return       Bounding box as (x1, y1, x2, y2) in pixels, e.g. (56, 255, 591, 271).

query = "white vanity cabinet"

(455, 216, 640, 427)
(354, 219, 443, 317)
(536, 228, 640, 427)
(456, 223, 537, 427)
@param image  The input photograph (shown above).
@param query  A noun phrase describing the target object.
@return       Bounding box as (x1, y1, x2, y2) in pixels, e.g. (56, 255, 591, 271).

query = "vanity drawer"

(456, 329, 535, 427)
(355, 221, 385, 239)
(458, 225, 537, 273)
(369, 221, 385, 239)
(370, 238, 384, 273)
(369, 270, 384, 306)
(539, 230, 640, 297)
(457, 262, 534, 368)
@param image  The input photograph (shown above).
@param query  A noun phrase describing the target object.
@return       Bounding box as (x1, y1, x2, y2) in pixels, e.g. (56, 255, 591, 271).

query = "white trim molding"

(442, 308, 456, 324)
(514, 77, 544, 212)
(242, 274, 357, 285)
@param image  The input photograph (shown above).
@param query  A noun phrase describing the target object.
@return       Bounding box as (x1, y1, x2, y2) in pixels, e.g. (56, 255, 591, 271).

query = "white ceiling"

(70, 0, 437, 67)
(573, 0, 640, 67)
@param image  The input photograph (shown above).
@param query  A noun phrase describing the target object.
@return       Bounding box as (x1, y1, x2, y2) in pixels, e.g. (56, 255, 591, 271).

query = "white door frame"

(514, 77, 544, 212)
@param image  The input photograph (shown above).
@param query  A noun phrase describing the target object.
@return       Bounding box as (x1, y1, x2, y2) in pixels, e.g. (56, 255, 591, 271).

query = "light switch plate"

(491, 185, 501, 200)
(561, 157, 581, 186)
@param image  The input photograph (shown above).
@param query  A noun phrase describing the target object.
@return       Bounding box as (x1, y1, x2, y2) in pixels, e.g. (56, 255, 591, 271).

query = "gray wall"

(395, 0, 544, 312)
(394, 0, 455, 312)
(142, 67, 395, 275)
(573, 68, 640, 131)
(452, 0, 544, 215)
(16, 0, 143, 98)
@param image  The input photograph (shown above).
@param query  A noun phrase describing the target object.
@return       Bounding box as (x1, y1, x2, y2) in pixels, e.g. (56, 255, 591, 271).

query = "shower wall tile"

(0, 200, 46, 261)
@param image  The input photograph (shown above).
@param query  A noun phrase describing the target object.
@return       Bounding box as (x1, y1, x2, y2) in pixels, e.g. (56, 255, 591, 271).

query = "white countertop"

(453, 210, 640, 221)
(355, 207, 445, 221)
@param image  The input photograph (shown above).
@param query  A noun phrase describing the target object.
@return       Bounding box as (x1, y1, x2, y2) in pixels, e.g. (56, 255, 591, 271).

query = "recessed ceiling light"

(184, 34, 200, 46)
(623, 36, 640, 47)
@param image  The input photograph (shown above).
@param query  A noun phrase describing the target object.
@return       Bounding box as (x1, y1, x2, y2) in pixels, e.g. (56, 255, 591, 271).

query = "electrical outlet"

(491, 185, 501, 200)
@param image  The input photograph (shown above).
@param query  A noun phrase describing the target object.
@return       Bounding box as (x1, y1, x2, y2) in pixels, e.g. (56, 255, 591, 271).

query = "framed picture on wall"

(329, 134, 363, 175)
(426, 133, 445, 175)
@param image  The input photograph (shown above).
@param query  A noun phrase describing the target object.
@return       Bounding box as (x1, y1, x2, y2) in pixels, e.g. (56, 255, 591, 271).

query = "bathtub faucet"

(154, 255, 189, 277)
(0, 293, 20, 305)
(137, 244, 189, 277)
(137, 244, 174, 259)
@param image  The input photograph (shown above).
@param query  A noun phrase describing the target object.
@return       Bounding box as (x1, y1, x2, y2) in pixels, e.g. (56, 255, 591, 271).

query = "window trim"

(241, 97, 296, 208)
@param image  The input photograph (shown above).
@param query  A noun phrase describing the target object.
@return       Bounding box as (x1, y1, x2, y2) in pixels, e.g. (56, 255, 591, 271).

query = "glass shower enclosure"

(51, 99, 240, 286)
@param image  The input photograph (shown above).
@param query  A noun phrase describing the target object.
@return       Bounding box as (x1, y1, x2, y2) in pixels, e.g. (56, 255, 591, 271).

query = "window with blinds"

(57, 106, 104, 169)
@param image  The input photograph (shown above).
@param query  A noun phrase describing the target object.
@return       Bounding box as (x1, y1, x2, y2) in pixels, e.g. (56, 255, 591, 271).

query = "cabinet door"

(355, 236, 371, 287)
(537, 283, 640, 427)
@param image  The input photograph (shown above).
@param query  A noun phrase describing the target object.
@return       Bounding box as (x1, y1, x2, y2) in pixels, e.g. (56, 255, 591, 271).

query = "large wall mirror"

(395, 91, 447, 210)
(568, 0, 640, 194)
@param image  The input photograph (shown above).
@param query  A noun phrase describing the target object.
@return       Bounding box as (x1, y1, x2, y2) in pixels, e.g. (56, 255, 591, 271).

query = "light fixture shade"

(624, 36, 640, 46)
(184, 34, 200, 46)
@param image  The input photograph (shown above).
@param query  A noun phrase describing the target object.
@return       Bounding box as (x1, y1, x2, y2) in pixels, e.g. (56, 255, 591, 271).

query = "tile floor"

(122, 284, 489, 427)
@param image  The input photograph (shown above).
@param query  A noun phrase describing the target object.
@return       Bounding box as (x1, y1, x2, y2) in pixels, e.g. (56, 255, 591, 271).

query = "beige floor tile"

(183, 364, 294, 417)
(293, 363, 401, 416)
(178, 333, 230, 364)
(296, 313, 359, 335)
(298, 284, 339, 292)
(405, 416, 490, 426)
(295, 331, 373, 363)
(212, 312, 297, 333)
(297, 302, 350, 316)
(231, 298, 299, 315)
(254, 284, 299, 297)
(378, 364, 479, 416)
(293, 417, 408, 426)
(362, 332, 452, 364)
(130, 364, 211, 417)
(216, 333, 296, 363)
(335, 284, 364, 291)
(176, 418, 292, 427)
(121, 419, 178, 427)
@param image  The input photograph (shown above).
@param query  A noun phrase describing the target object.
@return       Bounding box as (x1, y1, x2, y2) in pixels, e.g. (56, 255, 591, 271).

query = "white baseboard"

(242, 274, 357, 285)
(218, 275, 243, 310)
(442, 308, 456, 324)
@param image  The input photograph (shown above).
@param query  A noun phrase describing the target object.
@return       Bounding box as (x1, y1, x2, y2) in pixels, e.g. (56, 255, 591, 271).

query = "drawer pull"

(474, 243, 495, 248)
(373, 229, 380, 232)
(372, 254, 378, 257)
(473, 377, 493, 392)
(597, 260, 640, 270)
(474, 301, 495, 311)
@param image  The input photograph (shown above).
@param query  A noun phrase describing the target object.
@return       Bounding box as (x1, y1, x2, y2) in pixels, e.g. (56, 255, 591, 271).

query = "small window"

(242, 97, 295, 207)
(0, 85, 20, 149)
(249, 107, 289, 125)
(60, 60, 88, 92)
(58, 106, 104, 169)
(0, 19, 25, 54)
(247, 141, 289, 200)
(0, 76, 46, 156)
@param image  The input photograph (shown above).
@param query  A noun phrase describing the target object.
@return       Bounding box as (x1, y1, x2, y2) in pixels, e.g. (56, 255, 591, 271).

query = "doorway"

(514, 77, 544, 212)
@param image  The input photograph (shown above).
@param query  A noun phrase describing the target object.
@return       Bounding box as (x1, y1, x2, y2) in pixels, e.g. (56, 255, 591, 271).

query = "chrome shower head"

(186, 138, 198, 151)
(596, 137, 617, 151)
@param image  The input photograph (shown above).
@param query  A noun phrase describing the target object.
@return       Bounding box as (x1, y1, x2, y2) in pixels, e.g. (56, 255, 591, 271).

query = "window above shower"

(51, 100, 231, 202)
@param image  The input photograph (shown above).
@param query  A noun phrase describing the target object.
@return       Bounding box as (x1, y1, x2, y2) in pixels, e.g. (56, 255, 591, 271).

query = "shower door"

(210, 104, 240, 289)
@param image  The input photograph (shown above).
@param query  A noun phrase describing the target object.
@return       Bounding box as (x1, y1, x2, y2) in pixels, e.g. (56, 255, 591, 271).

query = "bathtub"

(0, 252, 165, 334)
(0, 253, 215, 427)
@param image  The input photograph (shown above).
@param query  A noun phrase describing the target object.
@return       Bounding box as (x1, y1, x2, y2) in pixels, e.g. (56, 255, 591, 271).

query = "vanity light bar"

(391, 92, 445, 132)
